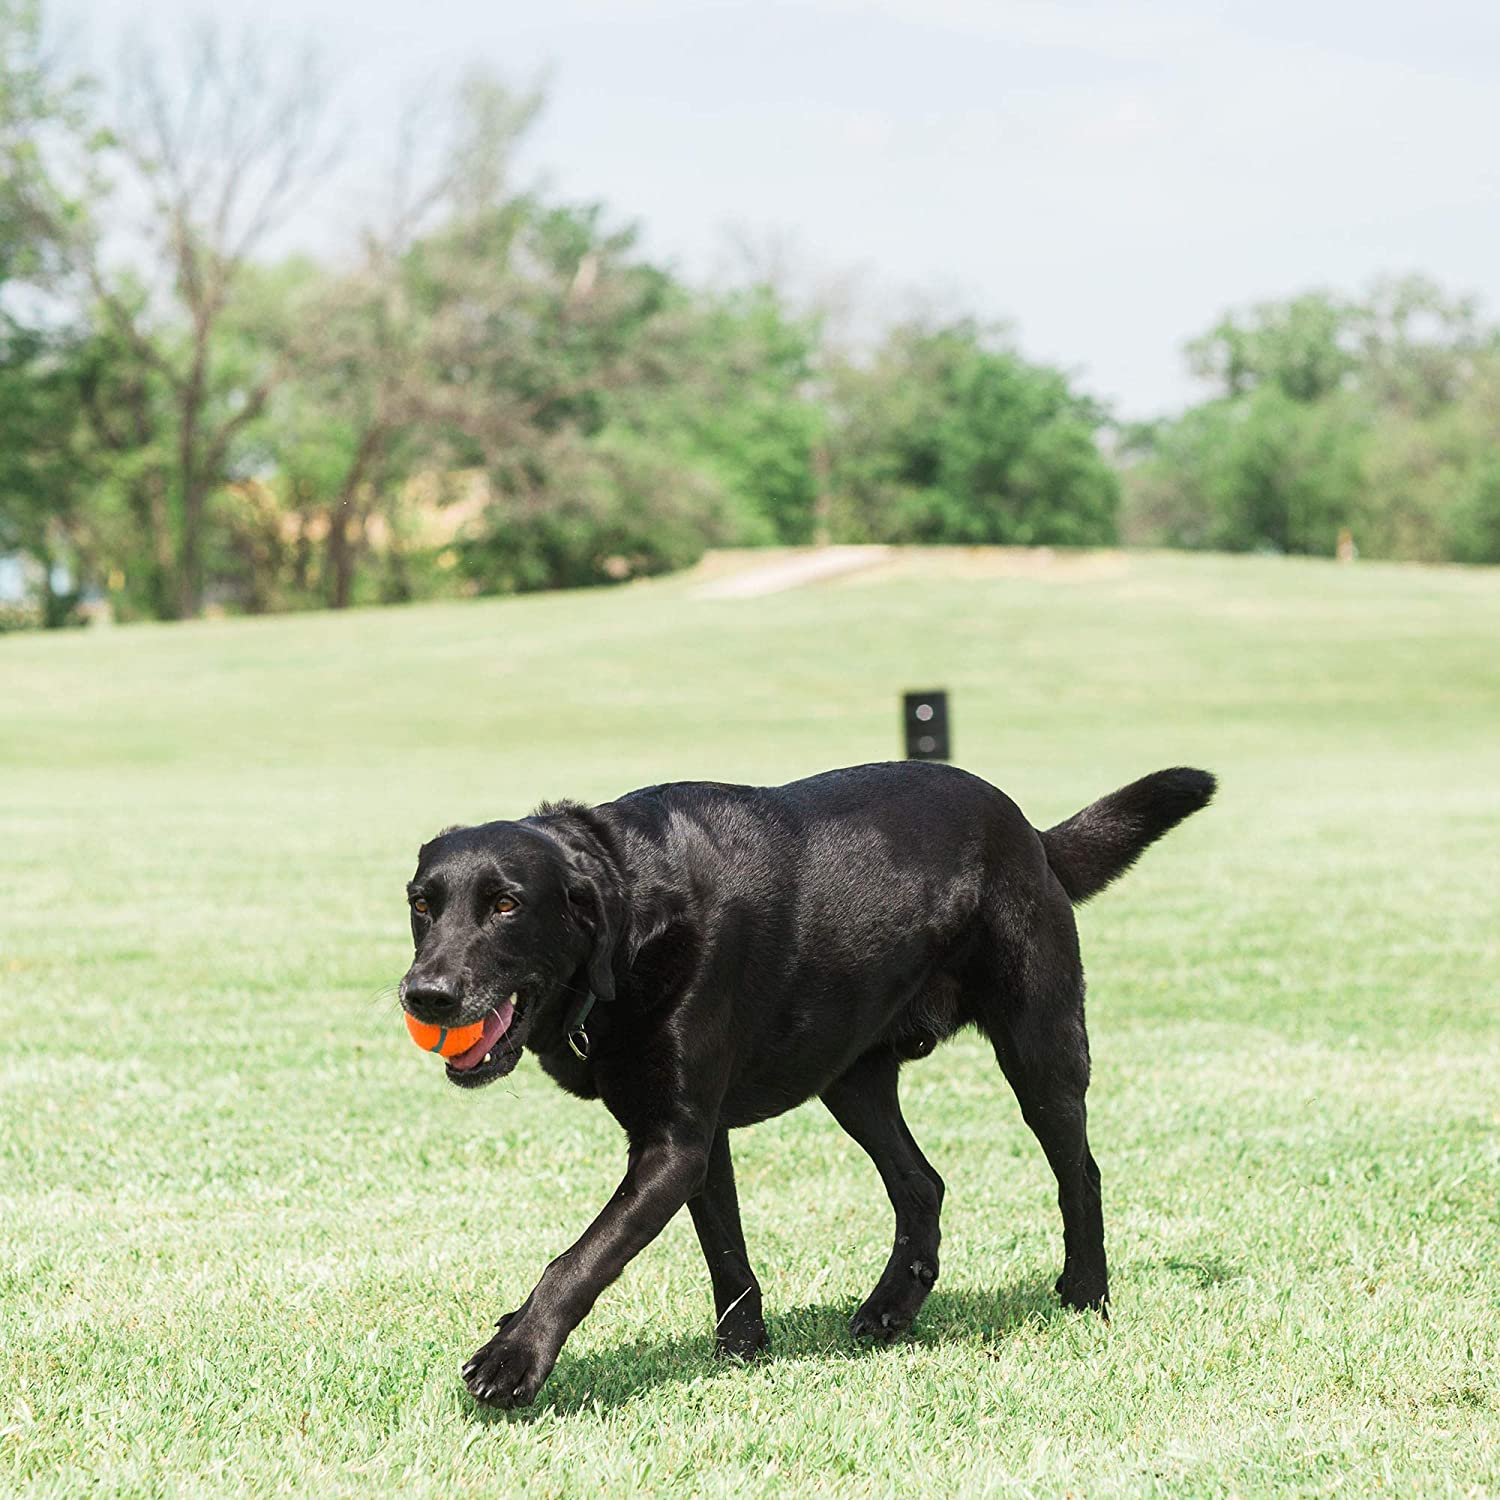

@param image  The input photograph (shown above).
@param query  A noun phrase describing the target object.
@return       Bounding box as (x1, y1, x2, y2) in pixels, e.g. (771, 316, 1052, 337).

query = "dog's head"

(399, 819, 618, 1089)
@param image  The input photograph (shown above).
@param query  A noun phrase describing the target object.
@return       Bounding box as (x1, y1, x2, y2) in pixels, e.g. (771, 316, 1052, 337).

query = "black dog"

(398, 760, 1215, 1408)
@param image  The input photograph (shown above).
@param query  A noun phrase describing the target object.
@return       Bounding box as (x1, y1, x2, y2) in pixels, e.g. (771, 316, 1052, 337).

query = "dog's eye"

(411, 897, 429, 915)
(494, 896, 517, 915)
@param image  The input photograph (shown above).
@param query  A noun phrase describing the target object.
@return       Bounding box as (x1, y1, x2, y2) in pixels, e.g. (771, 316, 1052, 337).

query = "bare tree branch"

(92, 20, 340, 616)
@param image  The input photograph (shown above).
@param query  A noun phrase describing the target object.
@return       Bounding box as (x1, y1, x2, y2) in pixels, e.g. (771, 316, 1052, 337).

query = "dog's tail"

(1041, 767, 1217, 905)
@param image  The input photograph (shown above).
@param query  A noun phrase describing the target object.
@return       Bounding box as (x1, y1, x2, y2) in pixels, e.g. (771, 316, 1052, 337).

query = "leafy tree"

(1348, 275, 1500, 417)
(1187, 292, 1356, 404)
(1357, 350, 1500, 562)
(825, 320, 1118, 546)
(1124, 389, 1366, 554)
(0, 323, 89, 624)
(1446, 457, 1500, 563)
(1131, 276, 1500, 562)
(606, 284, 820, 545)
(231, 74, 771, 606)
(0, 0, 99, 624)
(459, 427, 741, 593)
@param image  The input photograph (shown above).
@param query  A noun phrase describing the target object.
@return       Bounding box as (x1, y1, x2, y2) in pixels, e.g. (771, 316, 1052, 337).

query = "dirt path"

(691, 545, 892, 599)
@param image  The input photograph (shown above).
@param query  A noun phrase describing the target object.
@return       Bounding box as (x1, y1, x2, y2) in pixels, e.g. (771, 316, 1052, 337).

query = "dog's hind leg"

(983, 968, 1109, 1314)
(687, 1127, 768, 1358)
(821, 1045, 944, 1341)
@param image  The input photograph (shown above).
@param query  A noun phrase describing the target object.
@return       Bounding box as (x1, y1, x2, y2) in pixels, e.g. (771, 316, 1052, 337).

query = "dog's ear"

(565, 859, 622, 1005)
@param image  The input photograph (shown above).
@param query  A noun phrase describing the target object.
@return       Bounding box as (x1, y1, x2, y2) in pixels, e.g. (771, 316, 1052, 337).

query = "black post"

(902, 690, 950, 760)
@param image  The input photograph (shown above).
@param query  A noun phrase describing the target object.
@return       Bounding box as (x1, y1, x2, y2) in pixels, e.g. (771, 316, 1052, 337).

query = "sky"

(76, 0, 1500, 418)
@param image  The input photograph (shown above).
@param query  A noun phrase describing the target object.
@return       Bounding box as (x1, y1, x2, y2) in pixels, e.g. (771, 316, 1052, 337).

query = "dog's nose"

(402, 975, 463, 1022)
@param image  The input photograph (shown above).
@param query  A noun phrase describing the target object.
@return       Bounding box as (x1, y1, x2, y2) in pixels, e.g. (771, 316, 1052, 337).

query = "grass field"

(2, 548, 1498, 1497)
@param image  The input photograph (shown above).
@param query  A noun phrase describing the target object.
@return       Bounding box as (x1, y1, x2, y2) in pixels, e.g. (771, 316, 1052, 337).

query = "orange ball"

(405, 1012, 488, 1058)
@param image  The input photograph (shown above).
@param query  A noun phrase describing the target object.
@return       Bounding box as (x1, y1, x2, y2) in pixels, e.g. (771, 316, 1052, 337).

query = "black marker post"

(902, 690, 950, 761)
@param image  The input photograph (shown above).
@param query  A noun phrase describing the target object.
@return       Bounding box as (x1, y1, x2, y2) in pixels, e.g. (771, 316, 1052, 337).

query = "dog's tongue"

(448, 998, 517, 1072)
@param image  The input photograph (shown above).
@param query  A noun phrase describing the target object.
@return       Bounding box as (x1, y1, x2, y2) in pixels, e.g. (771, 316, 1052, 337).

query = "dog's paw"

(713, 1284, 769, 1361)
(462, 1324, 557, 1409)
(849, 1259, 936, 1342)
(714, 1321, 769, 1361)
(1054, 1269, 1110, 1315)
(849, 1300, 911, 1341)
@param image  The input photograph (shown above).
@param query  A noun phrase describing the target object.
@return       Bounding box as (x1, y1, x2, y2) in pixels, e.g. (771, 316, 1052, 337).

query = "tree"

(270, 74, 731, 605)
(606, 284, 821, 545)
(825, 320, 1118, 547)
(1357, 348, 1500, 562)
(1348, 275, 1500, 417)
(1186, 291, 1356, 404)
(3, 0, 52, 278)
(0, 0, 99, 624)
(1131, 275, 1500, 562)
(225, 72, 772, 608)
(64, 25, 336, 617)
(458, 426, 742, 593)
(0, 323, 92, 624)
(450, 216, 769, 591)
(1123, 389, 1366, 555)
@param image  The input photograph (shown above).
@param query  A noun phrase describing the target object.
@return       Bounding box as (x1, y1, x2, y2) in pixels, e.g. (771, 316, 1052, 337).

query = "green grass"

(2, 548, 1498, 1497)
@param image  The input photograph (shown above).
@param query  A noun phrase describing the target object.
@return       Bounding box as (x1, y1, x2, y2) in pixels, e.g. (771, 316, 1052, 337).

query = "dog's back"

(598, 760, 1213, 1123)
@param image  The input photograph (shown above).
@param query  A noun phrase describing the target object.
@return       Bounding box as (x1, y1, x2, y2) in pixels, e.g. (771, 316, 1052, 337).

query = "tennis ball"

(404, 1012, 488, 1058)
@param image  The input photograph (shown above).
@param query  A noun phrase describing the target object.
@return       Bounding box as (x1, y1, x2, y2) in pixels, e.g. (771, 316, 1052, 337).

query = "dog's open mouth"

(445, 994, 528, 1088)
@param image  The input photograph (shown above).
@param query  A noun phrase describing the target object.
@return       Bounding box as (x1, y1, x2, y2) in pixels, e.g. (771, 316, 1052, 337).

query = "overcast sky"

(77, 0, 1500, 417)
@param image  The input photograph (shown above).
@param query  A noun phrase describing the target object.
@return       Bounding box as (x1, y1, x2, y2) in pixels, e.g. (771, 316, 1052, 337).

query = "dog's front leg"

(462, 1129, 711, 1408)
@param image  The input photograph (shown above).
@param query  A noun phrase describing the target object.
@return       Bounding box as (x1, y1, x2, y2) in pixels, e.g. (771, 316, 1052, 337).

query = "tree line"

(3, 3, 1497, 630)
(1122, 279, 1500, 564)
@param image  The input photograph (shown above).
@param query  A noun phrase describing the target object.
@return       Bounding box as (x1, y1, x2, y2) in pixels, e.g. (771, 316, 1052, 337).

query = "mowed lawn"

(2, 549, 1497, 1498)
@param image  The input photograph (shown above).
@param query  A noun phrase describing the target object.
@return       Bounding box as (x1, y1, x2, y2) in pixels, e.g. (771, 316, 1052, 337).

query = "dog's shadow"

(469, 1278, 1068, 1422)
